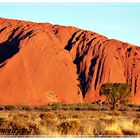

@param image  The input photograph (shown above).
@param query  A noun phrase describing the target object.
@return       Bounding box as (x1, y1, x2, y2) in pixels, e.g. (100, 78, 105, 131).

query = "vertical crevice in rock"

(134, 77, 137, 95)
(94, 58, 102, 90)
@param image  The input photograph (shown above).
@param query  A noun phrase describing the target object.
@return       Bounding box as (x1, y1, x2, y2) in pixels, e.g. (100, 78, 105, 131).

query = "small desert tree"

(100, 83, 131, 110)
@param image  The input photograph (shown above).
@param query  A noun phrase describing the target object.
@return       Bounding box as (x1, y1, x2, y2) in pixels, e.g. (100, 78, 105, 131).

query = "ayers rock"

(0, 18, 139, 105)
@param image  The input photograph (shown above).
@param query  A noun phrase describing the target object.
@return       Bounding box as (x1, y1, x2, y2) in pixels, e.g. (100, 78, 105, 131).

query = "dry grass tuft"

(12, 113, 31, 121)
(98, 117, 116, 126)
(39, 112, 59, 130)
(106, 111, 122, 116)
(39, 112, 57, 120)
(93, 121, 106, 136)
(133, 118, 140, 127)
(58, 119, 81, 135)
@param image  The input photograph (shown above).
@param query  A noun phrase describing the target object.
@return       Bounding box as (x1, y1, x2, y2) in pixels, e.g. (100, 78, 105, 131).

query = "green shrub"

(100, 83, 131, 110)
(35, 105, 51, 111)
(52, 103, 61, 107)
(21, 106, 33, 111)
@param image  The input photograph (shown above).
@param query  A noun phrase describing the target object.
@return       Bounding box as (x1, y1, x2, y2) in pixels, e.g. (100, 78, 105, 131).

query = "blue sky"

(0, 3, 140, 46)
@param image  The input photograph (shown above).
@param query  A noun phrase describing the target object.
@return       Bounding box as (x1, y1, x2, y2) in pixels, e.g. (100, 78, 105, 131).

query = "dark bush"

(5, 105, 17, 110)
(17, 106, 33, 111)
(122, 129, 140, 136)
(35, 105, 51, 111)
(0, 106, 5, 111)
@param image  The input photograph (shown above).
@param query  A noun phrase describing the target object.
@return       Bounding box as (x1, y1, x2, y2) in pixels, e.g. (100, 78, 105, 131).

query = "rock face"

(0, 18, 139, 105)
